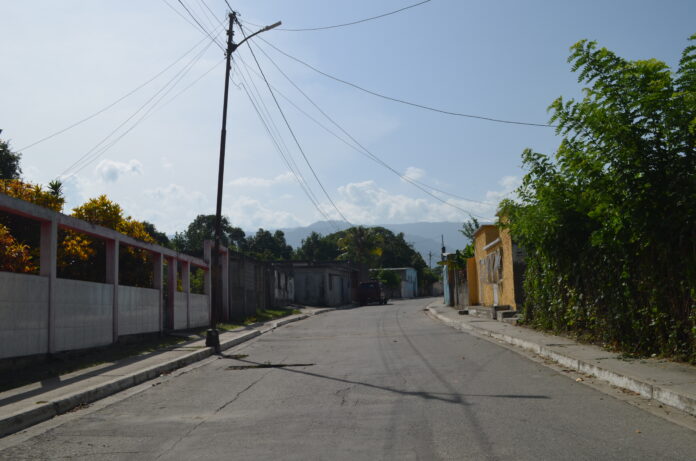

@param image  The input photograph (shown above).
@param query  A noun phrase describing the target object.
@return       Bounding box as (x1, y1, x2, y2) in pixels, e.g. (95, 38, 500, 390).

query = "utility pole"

(441, 235, 446, 262)
(207, 11, 236, 353)
(207, 12, 281, 353)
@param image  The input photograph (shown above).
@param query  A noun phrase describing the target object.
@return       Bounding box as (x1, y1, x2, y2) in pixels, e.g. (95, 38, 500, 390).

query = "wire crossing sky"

(1, 0, 694, 234)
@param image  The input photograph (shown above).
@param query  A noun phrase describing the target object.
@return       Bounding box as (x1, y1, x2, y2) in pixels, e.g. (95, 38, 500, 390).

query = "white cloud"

(403, 166, 425, 181)
(141, 184, 208, 233)
(485, 175, 521, 203)
(224, 195, 304, 229)
(328, 180, 496, 224)
(228, 171, 294, 188)
(95, 159, 142, 183)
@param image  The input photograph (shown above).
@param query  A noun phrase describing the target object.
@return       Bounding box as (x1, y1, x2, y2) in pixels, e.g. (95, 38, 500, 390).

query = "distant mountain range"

(273, 221, 471, 265)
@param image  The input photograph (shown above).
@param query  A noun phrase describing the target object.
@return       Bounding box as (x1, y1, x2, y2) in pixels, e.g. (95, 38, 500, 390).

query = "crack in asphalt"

(154, 372, 269, 459)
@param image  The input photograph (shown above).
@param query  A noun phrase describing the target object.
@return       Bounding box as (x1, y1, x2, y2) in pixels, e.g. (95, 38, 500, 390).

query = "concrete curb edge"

(426, 305, 696, 417)
(0, 309, 333, 438)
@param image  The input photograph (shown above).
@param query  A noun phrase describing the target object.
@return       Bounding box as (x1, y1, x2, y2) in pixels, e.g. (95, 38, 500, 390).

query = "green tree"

(337, 226, 383, 267)
(172, 214, 246, 257)
(47, 180, 63, 199)
(459, 215, 479, 258)
(60, 195, 156, 286)
(245, 228, 293, 261)
(501, 35, 696, 362)
(142, 221, 170, 248)
(374, 269, 401, 298)
(294, 231, 340, 261)
(0, 138, 22, 180)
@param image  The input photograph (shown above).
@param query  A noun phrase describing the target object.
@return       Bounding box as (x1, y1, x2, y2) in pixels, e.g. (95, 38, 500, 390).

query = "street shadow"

(221, 356, 550, 405)
(0, 336, 205, 407)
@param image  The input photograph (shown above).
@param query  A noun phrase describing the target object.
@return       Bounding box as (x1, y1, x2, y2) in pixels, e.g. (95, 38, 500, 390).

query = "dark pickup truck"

(357, 281, 388, 306)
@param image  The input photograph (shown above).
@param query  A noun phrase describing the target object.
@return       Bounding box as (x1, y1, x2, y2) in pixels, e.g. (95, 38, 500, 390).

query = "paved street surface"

(2, 298, 696, 460)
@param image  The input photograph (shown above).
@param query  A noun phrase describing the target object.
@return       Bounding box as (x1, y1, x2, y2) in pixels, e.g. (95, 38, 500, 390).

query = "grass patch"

(215, 308, 301, 330)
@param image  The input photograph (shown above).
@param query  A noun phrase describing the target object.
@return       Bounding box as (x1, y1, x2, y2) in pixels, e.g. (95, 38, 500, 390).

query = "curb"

(0, 310, 331, 438)
(427, 306, 696, 418)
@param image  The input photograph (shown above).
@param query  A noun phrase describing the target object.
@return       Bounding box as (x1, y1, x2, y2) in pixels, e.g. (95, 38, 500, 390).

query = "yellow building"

(466, 224, 524, 310)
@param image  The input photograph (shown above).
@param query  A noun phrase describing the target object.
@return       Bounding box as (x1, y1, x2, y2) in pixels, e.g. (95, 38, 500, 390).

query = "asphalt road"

(2, 298, 696, 460)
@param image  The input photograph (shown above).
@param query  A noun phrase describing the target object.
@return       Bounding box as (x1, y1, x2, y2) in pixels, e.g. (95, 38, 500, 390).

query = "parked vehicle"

(357, 281, 388, 306)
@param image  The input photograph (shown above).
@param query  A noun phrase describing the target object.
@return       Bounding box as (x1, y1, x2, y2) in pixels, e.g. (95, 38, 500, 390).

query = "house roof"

(472, 224, 498, 238)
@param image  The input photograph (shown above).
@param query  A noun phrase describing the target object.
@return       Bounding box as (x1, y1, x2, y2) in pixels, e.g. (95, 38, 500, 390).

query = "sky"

(1, 0, 694, 235)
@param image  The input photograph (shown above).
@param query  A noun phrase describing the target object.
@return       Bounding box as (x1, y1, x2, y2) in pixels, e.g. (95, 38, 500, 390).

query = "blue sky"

(1, 0, 694, 234)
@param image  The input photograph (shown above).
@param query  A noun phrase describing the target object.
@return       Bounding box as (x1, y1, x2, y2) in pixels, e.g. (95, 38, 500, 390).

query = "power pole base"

(206, 329, 221, 354)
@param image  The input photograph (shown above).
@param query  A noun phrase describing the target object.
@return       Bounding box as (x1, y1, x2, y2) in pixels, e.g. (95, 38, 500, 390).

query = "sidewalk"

(428, 302, 696, 418)
(0, 307, 334, 438)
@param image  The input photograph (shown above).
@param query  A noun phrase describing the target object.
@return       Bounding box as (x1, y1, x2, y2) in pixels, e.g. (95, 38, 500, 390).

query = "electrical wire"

(240, 30, 493, 218)
(173, 0, 226, 51)
(237, 21, 353, 225)
(59, 39, 216, 178)
(67, 51, 216, 179)
(18, 33, 218, 152)
(257, 36, 555, 128)
(234, 64, 340, 229)
(235, 54, 324, 209)
(240, 0, 431, 32)
(235, 56, 308, 198)
(163, 2, 342, 227)
(193, 0, 220, 32)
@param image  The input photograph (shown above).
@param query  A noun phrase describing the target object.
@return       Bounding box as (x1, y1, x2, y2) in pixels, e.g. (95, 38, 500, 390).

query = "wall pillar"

(105, 238, 119, 343)
(152, 253, 163, 333)
(181, 261, 190, 329)
(40, 219, 57, 353)
(221, 247, 229, 322)
(166, 256, 177, 330)
(203, 241, 212, 324)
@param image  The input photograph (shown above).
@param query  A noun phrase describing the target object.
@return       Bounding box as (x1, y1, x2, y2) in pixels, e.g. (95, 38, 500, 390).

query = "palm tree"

(47, 180, 63, 199)
(337, 226, 383, 279)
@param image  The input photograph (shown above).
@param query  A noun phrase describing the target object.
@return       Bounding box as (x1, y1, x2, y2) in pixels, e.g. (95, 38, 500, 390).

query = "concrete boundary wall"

(0, 272, 49, 359)
(0, 193, 215, 359)
(118, 286, 160, 336)
(54, 279, 113, 352)
(173, 292, 189, 330)
(189, 294, 209, 328)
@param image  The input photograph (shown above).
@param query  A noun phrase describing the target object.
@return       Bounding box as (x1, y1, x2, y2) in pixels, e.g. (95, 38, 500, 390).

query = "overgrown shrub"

(501, 35, 696, 362)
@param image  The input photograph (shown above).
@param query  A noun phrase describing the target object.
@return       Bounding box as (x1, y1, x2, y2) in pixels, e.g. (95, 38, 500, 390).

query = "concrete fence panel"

(173, 291, 188, 330)
(189, 294, 209, 328)
(0, 272, 49, 359)
(118, 286, 160, 336)
(54, 279, 113, 352)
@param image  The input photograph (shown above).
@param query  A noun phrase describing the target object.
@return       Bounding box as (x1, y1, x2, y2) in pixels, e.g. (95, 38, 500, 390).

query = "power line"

(193, 0, 220, 32)
(242, 35, 493, 218)
(240, 0, 431, 32)
(235, 56, 308, 197)
(68, 51, 217, 179)
(257, 36, 555, 128)
(234, 64, 339, 229)
(60, 40, 216, 178)
(235, 54, 325, 210)
(174, 0, 226, 51)
(18, 33, 217, 152)
(237, 21, 352, 225)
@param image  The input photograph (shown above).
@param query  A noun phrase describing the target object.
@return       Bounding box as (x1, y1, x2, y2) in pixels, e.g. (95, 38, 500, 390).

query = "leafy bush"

(501, 35, 696, 362)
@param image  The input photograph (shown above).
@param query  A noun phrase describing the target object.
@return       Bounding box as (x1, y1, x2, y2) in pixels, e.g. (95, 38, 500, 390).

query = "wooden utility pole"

(208, 13, 281, 352)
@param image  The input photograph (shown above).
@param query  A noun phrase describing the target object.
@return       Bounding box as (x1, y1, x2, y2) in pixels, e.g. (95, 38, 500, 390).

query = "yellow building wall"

(472, 225, 518, 310)
(499, 227, 517, 310)
(466, 257, 478, 305)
